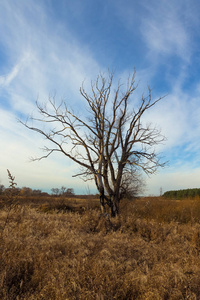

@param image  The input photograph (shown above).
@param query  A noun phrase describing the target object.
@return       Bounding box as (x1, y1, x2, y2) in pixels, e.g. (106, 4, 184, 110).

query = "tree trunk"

(99, 187, 106, 214)
(110, 195, 119, 217)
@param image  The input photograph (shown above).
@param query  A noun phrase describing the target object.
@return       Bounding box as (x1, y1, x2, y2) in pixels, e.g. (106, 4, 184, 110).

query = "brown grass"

(1, 196, 200, 299)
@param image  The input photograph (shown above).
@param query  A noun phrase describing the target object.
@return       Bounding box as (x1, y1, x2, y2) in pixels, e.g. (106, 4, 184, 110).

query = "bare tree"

(60, 186, 66, 196)
(66, 188, 75, 196)
(20, 71, 166, 217)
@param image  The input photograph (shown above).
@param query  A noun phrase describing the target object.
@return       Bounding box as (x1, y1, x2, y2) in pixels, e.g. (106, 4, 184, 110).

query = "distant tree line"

(51, 187, 75, 197)
(0, 185, 48, 197)
(0, 185, 75, 197)
(163, 188, 200, 199)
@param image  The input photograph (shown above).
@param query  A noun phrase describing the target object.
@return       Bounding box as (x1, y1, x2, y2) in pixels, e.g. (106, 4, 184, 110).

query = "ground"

(0, 196, 200, 299)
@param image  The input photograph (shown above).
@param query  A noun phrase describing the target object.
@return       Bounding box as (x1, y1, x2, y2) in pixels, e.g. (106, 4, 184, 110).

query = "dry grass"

(1, 197, 200, 299)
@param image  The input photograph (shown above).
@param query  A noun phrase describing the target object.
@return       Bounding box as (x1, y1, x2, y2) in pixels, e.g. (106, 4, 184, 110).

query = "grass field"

(1, 196, 200, 299)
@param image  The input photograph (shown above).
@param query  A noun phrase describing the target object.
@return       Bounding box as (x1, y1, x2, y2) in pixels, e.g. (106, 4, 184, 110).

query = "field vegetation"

(1, 190, 200, 299)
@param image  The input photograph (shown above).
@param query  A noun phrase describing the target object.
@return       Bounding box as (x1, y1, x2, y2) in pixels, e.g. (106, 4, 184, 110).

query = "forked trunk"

(99, 190, 119, 217)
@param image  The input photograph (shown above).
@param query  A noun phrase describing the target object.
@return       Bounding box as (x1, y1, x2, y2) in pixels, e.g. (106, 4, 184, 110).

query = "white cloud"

(143, 95, 187, 149)
(140, 1, 191, 63)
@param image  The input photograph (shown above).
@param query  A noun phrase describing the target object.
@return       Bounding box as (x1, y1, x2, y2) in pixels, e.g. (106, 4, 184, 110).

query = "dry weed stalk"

(0, 169, 19, 242)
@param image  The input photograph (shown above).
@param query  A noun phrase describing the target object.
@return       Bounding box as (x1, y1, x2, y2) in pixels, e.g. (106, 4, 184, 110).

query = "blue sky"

(0, 0, 200, 195)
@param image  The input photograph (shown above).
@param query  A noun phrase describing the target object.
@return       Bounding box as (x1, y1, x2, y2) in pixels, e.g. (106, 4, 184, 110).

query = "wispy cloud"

(140, 0, 197, 63)
(0, 0, 101, 113)
(0, 54, 28, 86)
